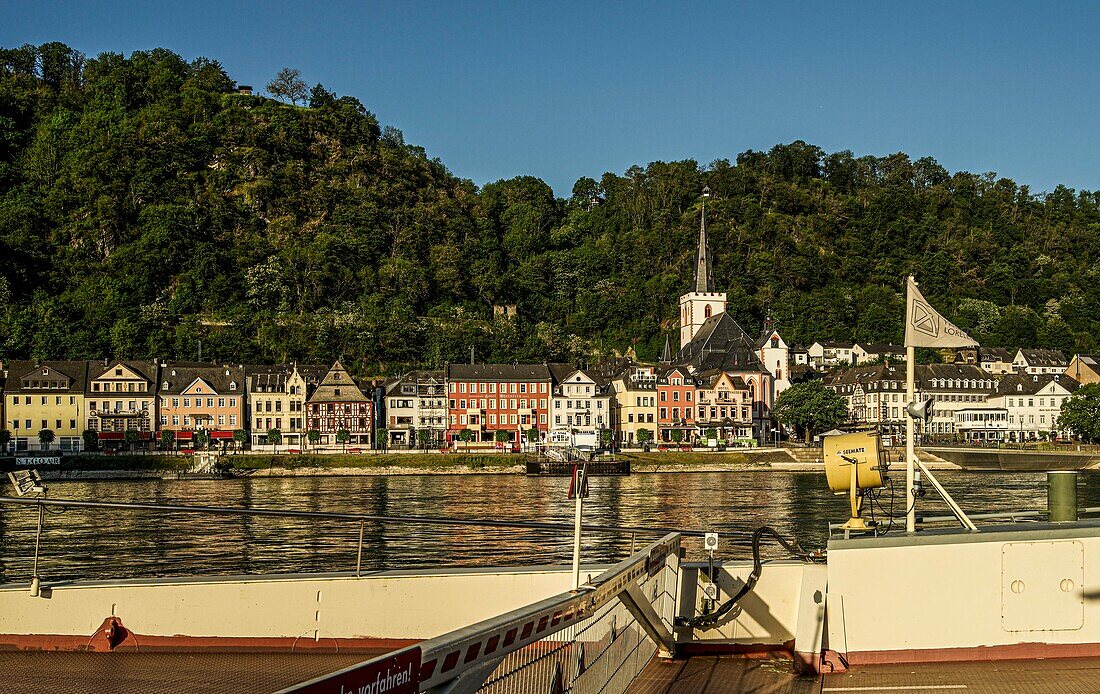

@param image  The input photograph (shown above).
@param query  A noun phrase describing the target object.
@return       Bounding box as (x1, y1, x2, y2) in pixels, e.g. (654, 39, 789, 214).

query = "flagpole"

(905, 345, 916, 533)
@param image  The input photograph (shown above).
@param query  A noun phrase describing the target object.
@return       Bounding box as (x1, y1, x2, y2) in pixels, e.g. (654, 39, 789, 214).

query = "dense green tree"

(773, 381, 849, 443)
(38, 429, 55, 450)
(1, 42, 1099, 375)
(1059, 384, 1100, 443)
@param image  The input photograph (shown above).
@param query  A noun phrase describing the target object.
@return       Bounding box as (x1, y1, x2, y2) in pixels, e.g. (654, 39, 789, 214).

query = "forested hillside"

(2, 43, 1098, 375)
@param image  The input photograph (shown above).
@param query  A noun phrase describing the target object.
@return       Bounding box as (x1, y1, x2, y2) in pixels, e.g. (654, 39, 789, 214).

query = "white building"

(1012, 349, 1068, 375)
(549, 365, 612, 440)
(384, 370, 447, 448)
(755, 320, 792, 400)
(852, 342, 905, 365)
(245, 364, 325, 450)
(953, 406, 1009, 442)
(987, 373, 1081, 441)
(807, 342, 857, 369)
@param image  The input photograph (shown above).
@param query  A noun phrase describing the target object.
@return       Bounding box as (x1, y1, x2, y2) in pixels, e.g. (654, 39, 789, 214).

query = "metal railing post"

(30, 501, 43, 597)
(356, 521, 365, 577)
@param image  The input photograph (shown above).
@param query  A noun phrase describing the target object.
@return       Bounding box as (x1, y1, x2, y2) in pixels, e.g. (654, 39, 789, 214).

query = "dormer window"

(162, 381, 169, 390)
(42, 368, 49, 375)
(230, 381, 237, 391)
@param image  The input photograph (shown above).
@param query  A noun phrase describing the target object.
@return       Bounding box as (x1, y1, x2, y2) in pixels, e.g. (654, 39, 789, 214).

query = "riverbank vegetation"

(3, 43, 1099, 373)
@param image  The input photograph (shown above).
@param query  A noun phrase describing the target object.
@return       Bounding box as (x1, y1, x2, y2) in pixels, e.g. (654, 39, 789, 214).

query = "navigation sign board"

(283, 645, 421, 694)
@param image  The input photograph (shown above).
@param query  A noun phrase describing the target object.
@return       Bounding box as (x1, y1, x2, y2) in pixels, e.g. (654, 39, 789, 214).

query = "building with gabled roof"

(86, 359, 158, 450)
(1013, 348, 1068, 375)
(1066, 354, 1100, 385)
(3, 360, 90, 452)
(156, 362, 245, 447)
(246, 363, 327, 450)
(306, 361, 373, 448)
(384, 369, 447, 448)
(987, 373, 1081, 441)
(549, 365, 612, 442)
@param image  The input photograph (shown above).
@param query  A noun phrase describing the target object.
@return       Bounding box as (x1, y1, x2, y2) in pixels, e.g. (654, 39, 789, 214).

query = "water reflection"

(2, 471, 1098, 583)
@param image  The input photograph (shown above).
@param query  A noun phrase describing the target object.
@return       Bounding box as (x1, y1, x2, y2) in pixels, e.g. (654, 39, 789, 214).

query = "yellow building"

(85, 360, 158, 451)
(4, 361, 89, 452)
(608, 364, 659, 446)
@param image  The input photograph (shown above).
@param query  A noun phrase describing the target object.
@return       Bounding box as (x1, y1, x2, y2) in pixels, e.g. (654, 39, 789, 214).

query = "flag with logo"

(904, 276, 978, 348)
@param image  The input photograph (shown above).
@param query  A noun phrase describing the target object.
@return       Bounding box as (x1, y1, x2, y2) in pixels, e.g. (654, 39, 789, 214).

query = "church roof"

(674, 313, 764, 373)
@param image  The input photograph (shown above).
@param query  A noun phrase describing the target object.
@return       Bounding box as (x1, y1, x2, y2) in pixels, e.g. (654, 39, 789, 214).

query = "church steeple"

(660, 334, 674, 364)
(694, 185, 714, 293)
(678, 185, 728, 349)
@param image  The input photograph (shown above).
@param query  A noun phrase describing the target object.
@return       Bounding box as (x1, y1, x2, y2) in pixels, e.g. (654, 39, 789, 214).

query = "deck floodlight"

(823, 432, 886, 531)
(7, 470, 47, 497)
(906, 398, 935, 421)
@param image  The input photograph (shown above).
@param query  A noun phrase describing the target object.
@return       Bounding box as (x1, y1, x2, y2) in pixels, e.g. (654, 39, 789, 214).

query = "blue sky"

(5, 1, 1099, 196)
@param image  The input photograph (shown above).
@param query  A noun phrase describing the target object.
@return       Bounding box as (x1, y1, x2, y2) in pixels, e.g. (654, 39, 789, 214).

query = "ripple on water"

(2, 470, 1097, 583)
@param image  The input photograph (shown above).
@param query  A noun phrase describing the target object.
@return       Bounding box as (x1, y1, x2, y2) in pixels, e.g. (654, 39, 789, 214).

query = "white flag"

(904, 276, 977, 349)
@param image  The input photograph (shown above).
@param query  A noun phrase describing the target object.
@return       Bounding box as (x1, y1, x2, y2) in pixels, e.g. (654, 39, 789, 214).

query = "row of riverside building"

(823, 350, 1100, 443)
(2, 200, 795, 453)
(0, 360, 374, 453)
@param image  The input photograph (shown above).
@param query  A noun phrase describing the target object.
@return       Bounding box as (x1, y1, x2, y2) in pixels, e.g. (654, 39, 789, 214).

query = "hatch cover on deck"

(1001, 540, 1083, 632)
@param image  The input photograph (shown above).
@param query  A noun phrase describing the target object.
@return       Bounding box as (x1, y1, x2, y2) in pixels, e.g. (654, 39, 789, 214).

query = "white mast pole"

(905, 347, 916, 532)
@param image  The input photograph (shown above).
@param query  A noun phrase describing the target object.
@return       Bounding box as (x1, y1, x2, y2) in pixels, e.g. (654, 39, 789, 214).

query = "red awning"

(98, 432, 124, 441)
(174, 431, 194, 440)
(210, 431, 234, 440)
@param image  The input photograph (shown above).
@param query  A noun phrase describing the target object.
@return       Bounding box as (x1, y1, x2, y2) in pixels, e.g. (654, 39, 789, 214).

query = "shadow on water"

(1, 470, 1097, 583)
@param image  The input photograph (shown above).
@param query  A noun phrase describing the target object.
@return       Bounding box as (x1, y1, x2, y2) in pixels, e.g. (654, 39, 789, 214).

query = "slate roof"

(993, 373, 1082, 397)
(674, 313, 765, 372)
(916, 364, 996, 392)
(446, 363, 552, 382)
(856, 342, 904, 355)
(245, 363, 327, 393)
(979, 347, 1014, 362)
(385, 369, 446, 395)
(1017, 348, 1068, 367)
(159, 362, 245, 395)
(4, 360, 90, 393)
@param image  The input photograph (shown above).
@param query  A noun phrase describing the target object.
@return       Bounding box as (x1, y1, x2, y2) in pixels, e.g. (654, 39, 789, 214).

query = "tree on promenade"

(1059, 384, 1100, 443)
(772, 381, 849, 444)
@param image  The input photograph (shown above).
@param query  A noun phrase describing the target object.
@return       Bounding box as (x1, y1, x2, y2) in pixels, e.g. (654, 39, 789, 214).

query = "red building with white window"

(657, 366, 697, 442)
(445, 364, 552, 446)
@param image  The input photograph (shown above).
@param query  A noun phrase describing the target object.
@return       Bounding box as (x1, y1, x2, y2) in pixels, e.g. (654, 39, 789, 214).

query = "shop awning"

(97, 432, 125, 441)
(210, 431, 234, 440)
(174, 431, 194, 440)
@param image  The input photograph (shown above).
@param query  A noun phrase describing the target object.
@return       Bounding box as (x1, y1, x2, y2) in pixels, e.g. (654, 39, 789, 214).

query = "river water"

(2, 471, 1099, 584)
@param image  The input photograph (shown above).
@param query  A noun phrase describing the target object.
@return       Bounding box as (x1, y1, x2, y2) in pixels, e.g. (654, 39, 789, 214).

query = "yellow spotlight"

(823, 432, 887, 531)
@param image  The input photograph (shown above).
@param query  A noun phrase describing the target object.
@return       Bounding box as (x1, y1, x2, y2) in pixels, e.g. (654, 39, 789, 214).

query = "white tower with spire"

(679, 185, 728, 348)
